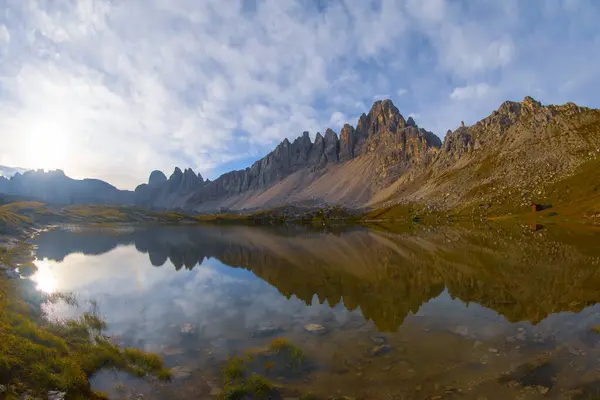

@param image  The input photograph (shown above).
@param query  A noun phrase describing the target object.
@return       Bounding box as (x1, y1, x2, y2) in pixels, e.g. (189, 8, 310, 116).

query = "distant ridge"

(0, 169, 133, 205)
(2, 97, 599, 215)
(0, 165, 29, 178)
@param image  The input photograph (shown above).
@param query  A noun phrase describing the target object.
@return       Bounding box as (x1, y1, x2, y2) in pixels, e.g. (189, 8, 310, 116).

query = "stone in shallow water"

(371, 345, 391, 356)
(170, 366, 193, 380)
(304, 324, 328, 335)
(162, 347, 185, 356)
(180, 323, 196, 335)
(2, 268, 20, 279)
(248, 326, 283, 338)
(48, 391, 66, 400)
(452, 326, 469, 337)
(371, 335, 386, 345)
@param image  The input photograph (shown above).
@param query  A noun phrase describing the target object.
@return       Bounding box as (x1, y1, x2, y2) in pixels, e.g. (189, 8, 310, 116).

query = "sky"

(1, 0, 599, 189)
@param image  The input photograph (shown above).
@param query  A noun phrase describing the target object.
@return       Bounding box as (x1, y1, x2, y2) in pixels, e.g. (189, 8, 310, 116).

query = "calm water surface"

(30, 223, 600, 399)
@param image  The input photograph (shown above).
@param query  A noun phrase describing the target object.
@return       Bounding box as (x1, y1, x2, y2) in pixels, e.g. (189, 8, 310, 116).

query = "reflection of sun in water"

(32, 259, 58, 294)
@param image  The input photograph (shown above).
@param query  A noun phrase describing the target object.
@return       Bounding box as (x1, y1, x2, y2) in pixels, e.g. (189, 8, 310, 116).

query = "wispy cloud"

(1, 0, 599, 188)
(450, 83, 493, 101)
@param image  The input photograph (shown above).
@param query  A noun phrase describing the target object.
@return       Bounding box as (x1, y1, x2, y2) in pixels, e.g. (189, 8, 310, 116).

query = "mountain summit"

(133, 96, 600, 213)
(134, 99, 442, 211)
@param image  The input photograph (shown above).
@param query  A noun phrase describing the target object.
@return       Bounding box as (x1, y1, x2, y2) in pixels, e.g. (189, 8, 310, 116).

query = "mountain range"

(2, 96, 599, 214)
(0, 169, 133, 206)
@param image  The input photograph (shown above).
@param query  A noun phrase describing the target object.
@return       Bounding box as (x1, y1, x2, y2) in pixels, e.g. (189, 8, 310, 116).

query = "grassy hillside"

(0, 202, 197, 234)
(364, 155, 600, 226)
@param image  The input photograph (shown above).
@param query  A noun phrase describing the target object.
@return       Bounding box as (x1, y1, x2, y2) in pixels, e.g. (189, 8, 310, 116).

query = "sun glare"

(31, 259, 58, 294)
(24, 120, 70, 170)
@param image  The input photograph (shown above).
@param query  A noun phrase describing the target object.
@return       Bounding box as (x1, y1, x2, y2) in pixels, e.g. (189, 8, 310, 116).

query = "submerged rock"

(170, 366, 193, 380)
(180, 323, 197, 335)
(371, 335, 387, 345)
(248, 326, 283, 338)
(48, 391, 66, 400)
(2, 266, 20, 279)
(304, 324, 328, 335)
(371, 345, 391, 356)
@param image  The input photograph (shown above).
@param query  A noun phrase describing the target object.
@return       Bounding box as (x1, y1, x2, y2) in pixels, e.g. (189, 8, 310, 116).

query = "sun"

(23, 119, 71, 171)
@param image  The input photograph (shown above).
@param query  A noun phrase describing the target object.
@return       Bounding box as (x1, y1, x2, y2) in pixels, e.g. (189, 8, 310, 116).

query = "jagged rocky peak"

(160, 167, 206, 194)
(148, 170, 167, 185)
(339, 124, 357, 161)
(442, 96, 594, 158)
(477, 95, 589, 137)
(181, 168, 204, 192)
(170, 167, 183, 180)
(308, 132, 325, 166)
(360, 99, 407, 137)
(406, 116, 417, 127)
(324, 128, 339, 163)
(290, 131, 313, 167)
(523, 95, 542, 109)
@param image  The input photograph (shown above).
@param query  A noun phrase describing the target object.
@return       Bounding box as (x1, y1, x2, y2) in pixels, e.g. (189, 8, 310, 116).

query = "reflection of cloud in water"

(32, 224, 600, 337)
(35, 242, 360, 351)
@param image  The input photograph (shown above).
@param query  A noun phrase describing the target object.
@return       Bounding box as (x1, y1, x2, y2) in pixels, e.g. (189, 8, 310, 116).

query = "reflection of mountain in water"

(34, 224, 600, 331)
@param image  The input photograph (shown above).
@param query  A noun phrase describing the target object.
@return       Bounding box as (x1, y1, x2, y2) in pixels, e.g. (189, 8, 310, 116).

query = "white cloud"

(0, 25, 9, 44)
(372, 94, 391, 101)
(328, 111, 348, 129)
(450, 83, 493, 101)
(405, 0, 447, 23)
(0, 0, 599, 188)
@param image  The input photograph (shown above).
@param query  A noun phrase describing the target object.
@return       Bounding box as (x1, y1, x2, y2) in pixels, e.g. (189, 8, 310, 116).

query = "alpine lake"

(26, 221, 600, 400)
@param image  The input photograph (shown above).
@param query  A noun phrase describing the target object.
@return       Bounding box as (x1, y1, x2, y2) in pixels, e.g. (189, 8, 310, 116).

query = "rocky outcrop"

(134, 167, 207, 209)
(0, 169, 134, 205)
(339, 124, 357, 162)
(136, 99, 443, 211)
(323, 129, 339, 163)
(404, 96, 600, 212)
(148, 170, 167, 185)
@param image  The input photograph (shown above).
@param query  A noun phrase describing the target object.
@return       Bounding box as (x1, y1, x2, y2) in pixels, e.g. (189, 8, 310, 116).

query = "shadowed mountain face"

(33, 224, 600, 331)
(0, 169, 134, 205)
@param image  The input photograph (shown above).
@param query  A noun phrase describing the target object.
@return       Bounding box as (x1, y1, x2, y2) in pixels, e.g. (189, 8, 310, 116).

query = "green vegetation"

(221, 357, 274, 400)
(269, 337, 305, 367)
(0, 243, 171, 399)
(220, 338, 310, 399)
(222, 373, 273, 400)
(0, 202, 37, 232)
(223, 357, 246, 382)
(0, 201, 201, 235)
(195, 205, 361, 227)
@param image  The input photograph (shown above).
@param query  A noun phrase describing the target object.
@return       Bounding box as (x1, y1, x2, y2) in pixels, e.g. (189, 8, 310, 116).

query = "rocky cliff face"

(0, 169, 134, 205)
(136, 99, 442, 211)
(134, 167, 206, 209)
(387, 96, 600, 212)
